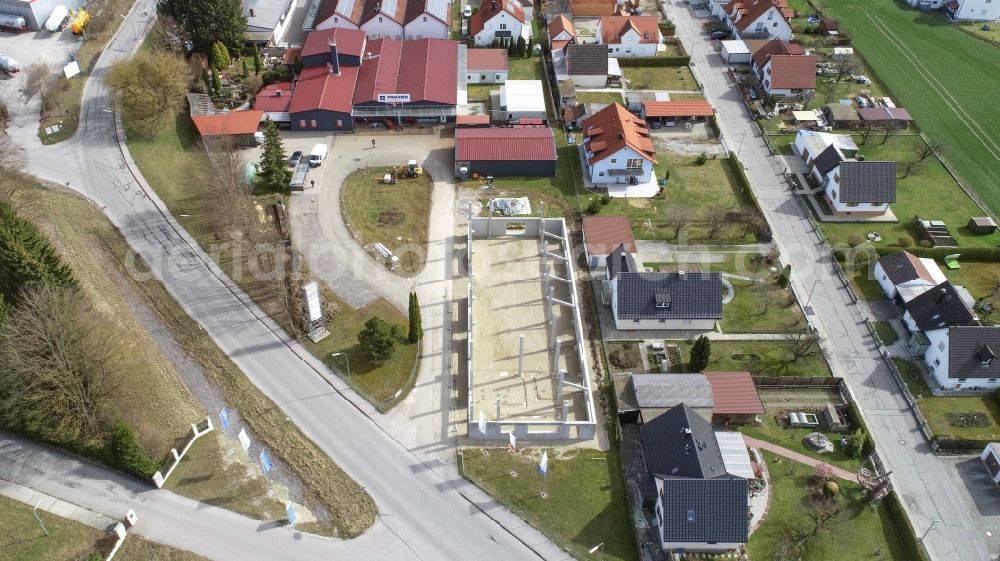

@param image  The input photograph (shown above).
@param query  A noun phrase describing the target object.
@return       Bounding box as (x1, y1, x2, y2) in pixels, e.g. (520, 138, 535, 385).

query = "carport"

(639, 100, 714, 126)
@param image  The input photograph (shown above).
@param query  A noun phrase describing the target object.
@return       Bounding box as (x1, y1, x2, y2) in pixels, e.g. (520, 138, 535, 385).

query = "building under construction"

(465, 216, 597, 441)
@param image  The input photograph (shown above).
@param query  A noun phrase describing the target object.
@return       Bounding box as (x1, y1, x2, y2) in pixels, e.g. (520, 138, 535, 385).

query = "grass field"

(872, 320, 899, 345)
(899, 359, 1000, 439)
(16, 182, 375, 537)
(463, 447, 637, 561)
(0, 495, 211, 561)
(943, 261, 1000, 325)
(341, 169, 432, 275)
(16, 183, 203, 459)
(722, 277, 805, 333)
(824, 0, 1000, 213)
(586, 153, 758, 243)
(575, 91, 624, 105)
(622, 65, 699, 91)
(673, 341, 833, 377)
(747, 457, 915, 561)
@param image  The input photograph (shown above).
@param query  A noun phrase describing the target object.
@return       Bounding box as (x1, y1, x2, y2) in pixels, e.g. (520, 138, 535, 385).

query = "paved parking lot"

(1, 28, 84, 140)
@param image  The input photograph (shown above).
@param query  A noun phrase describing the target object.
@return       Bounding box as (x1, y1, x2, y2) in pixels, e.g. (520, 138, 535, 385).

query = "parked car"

(710, 30, 730, 40)
(288, 150, 303, 167)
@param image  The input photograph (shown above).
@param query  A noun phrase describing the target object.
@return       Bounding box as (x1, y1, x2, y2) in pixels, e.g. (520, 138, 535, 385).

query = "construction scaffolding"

(466, 216, 597, 441)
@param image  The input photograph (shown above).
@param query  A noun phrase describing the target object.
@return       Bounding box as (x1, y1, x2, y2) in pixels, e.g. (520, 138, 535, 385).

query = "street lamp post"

(919, 519, 942, 543)
(330, 352, 352, 388)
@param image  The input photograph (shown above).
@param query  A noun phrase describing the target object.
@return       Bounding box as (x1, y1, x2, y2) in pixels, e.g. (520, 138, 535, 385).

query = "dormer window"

(655, 292, 671, 309)
(980, 345, 996, 367)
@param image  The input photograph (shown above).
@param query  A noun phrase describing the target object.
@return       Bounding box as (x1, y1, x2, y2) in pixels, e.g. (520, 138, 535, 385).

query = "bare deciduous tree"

(782, 331, 821, 361)
(899, 138, 944, 178)
(858, 120, 877, 145)
(833, 54, 861, 82)
(704, 204, 729, 239)
(21, 63, 52, 100)
(0, 284, 124, 442)
(879, 121, 904, 145)
(664, 205, 692, 239)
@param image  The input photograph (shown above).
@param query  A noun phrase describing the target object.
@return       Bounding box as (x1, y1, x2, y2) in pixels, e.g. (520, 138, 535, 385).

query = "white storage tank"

(44, 5, 68, 32)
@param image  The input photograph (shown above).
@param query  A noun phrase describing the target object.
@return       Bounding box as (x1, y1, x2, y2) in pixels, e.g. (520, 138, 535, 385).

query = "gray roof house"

(617, 373, 714, 423)
(948, 326, 1000, 380)
(606, 243, 637, 280)
(640, 403, 749, 553)
(611, 271, 722, 331)
(903, 281, 977, 332)
(812, 143, 845, 176)
(566, 44, 610, 87)
(835, 161, 897, 204)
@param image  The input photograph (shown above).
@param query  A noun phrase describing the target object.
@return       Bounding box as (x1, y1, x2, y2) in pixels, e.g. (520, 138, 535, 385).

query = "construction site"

(465, 216, 597, 441)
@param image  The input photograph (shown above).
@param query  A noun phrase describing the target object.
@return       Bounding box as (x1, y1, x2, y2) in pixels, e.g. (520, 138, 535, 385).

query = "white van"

(308, 143, 328, 167)
(463, 5, 472, 17)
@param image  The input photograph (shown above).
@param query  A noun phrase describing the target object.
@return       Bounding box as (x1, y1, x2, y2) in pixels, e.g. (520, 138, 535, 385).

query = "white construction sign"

(238, 428, 251, 453)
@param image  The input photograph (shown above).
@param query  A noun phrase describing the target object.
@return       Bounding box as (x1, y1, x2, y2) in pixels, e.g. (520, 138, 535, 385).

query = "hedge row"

(724, 152, 772, 241)
(933, 436, 996, 452)
(616, 55, 691, 67)
(872, 245, 1000, 262)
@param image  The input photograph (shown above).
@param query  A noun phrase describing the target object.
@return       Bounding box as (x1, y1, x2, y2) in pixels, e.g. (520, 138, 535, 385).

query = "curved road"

(5, 2, 571, 560)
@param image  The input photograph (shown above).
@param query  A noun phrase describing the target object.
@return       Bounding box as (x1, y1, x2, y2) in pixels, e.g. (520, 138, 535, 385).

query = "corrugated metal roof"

(455, 127, 556, 161)
(302, 27, 367, 58)
(715, 431, 755, 478)
(631, 374, 714, 409)
(191, 111, 264, 136)
(290, 65, 359, 114)
(641, 100, 714, 118)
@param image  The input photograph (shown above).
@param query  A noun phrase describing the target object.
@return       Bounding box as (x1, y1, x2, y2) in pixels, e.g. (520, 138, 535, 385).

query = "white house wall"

(732, 6, 792, 41)
(474, 10, 527, 46)
(597, 26, 660, 57)
(362, 16, 404, 39)
(587, 146, 653, 184)
(569, 73, 607, 87)
(953, 0, 1000, 20)
(873, 262, 898, 299)
(614, 317, 717, 331)
(466, 69, 508, 83)
(315, 15, 362, 31)
(404, 15, 450, 39)
(924, 328, 950, 387)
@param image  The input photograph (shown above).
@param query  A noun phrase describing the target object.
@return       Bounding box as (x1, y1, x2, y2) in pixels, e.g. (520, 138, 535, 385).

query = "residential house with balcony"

(580, 103, 658, 197)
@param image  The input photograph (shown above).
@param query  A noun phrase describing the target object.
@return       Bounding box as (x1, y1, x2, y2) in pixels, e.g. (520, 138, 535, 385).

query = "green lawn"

(794, 135, 1000, 249)
(341, 169, 432, 276)
(824, 0, 1000, 214)
(748, 457, 915, 561)
(893, 358, 931, 398)
(508, 55, 545, 80)
(575, 91, 624, 105)
(466, 83, 496, 102)
(586, 153, 759, 244)
(622, 66, 699, 91)
(722, 278, 805, 334)
(943, 261, 1000, 325)
(956, 21, 1000, 44)
(742, 415, 860, 472)
(463, 448, 637, 561)
(895, 359, 1000, 439)
(302, 290, 418, 409)
(674, 341, 833, 377)
(872, 320, 899, 345)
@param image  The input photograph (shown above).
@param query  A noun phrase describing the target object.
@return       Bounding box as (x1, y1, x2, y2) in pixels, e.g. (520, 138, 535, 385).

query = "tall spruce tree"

(158, 0, 247, 54)
(408, 292, 423, 344)
(258, 119, 291, 190)
(0, 199, 74, 302)
(253, 45, 262, 75)
(211, 41, 230, 71)
(687, 335, 711, 372)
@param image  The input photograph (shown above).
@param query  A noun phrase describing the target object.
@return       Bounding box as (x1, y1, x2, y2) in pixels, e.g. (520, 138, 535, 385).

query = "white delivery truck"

(45, 6, 69, 32)
(308, 143, 327, 167)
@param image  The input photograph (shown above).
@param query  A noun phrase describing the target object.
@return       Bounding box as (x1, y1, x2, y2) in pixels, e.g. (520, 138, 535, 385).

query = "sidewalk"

(743, 437, 856, 482)
(0, 477, 115, 530)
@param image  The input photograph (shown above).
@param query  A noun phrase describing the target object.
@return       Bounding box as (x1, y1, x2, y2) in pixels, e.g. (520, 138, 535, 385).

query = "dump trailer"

(45, 6, 69, 32)
(70, 10, 89, 35)
(289, 161, 309, 192)
(0, 53, 21, 74)
(0, 13, 27, 32)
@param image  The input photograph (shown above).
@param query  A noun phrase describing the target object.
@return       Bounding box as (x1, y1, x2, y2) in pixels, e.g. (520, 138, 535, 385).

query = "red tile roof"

(466, 48, 508, 71)
(352, 38, 457, 105)
(548, 14, 576, 40)
(751, 38, 793, 67)
(290, 65, 360, 114)
(362, 0, 408, 25)
(469, 0, 525, 36)
(302, 27, 367, 59)
(581, 103, 657, 165)
(727, 0, 793, 26)
(582, 216, 636, 256)
(315, 0, 367, 26)
(857, 106, 913, 122)
(767, 54, 816, 89)
(703, 372, 764, 415)
(552, 40, 571, 52)
(282, 48, 302, 65)
(641, 100, 714, 118)
(191, 111, 264, 136)
(598, 16, 660, 44)
(456, 114, 491, 125)
(455, 127, 556, 161)
(253, 82, 294, 113)
(735, 0, 787, 31)
(570, 0, 616, 16)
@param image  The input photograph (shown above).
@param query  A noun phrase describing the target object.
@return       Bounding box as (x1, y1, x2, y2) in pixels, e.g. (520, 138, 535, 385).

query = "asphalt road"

(664, 1, 997, 559)
(5, 2, 571, 560)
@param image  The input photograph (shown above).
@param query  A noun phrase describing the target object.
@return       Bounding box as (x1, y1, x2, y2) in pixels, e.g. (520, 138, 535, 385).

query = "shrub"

(695, 152, 708, 165)
(844, 429, 866, 458)
(358, 317, 399, 361)
(824, 480, 840, 496)
(600, 196, 610, 205)
(897, 235, 914, 247)
(848, 234, 864, 248)
(585, 199, 601, 215)
(262, 65, 292, 85)
(105, 422, 158, 477)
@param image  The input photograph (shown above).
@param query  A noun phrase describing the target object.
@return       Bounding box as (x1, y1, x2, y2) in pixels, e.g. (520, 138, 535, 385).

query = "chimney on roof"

(275, 90, 281, 97)
(329, 39, 340, 75)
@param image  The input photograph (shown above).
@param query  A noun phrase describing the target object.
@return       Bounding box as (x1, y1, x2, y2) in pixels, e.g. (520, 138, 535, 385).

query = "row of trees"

(0, 145, 157, 476)
(488, 36, 534, 58)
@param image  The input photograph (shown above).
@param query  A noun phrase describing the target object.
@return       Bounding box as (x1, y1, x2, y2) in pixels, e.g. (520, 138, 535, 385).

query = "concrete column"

(495, 397, 501, 422)
(551, 339, 561, 377)
(517, 334, 525, 377)
(487, 200, 493, 239)
(561, 399, 570, 422)
(556, 368, 566, 405)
